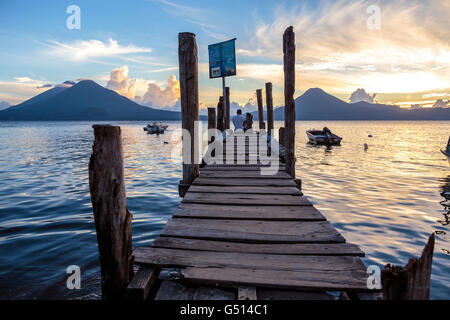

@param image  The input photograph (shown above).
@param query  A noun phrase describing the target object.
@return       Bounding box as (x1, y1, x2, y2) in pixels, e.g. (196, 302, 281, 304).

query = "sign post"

(208, 38, 236, 130)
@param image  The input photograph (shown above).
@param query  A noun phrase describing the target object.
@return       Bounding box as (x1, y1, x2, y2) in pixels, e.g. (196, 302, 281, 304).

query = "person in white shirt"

(232, 109, 245, 131)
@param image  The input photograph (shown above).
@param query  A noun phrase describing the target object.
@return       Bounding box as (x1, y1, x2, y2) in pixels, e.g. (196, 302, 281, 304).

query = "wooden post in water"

(381, 233, 435, 300)
(256, 89, 265, 130)
(208, 107, 216, 144)
(225, 87, 230, 130)
(217, 96, 225, 132)
(178, 32, 199, 197)
(283, 26, 296, 178)
(265, 82, 274, 132)
(89, 125, 134, 300)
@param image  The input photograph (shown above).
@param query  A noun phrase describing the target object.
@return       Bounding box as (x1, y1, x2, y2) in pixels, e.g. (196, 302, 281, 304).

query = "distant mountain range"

(256, 88, 450, 120)
(1, 82, 449, 121)
(0, 80, 184, 121)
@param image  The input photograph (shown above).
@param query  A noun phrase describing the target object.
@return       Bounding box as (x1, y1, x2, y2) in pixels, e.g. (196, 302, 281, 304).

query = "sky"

(0, 0, 449, 112)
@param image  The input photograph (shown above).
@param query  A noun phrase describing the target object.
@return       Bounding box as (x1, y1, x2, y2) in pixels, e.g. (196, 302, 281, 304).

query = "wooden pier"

(88, 27, 434, 301)
(129, 132, 370, 300)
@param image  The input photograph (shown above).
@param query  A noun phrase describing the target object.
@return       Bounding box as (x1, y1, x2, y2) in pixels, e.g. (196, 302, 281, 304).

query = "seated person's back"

(232, 109, 245, 131)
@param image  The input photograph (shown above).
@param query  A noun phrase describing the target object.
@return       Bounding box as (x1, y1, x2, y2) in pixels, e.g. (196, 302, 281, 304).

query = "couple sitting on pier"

(232, 109, 253, 132)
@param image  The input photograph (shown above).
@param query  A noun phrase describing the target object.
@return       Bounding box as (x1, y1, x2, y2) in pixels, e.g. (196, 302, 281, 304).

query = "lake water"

(0, 121, 448, 299)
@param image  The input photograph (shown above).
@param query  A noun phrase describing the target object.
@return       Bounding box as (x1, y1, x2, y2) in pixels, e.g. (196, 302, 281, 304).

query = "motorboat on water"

(306, 127, 342, 145)
(143, 122, 169, 134)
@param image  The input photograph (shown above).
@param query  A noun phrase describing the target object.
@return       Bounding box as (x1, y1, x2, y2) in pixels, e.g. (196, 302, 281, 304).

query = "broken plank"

(160, 218, 345, 243)
(174, 203, 323, 220)
(182, 192, 311, 206)
(152, 237, 364, 256)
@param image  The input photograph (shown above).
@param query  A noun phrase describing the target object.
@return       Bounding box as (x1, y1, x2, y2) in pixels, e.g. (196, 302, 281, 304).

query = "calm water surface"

(0, 121, 448, 299)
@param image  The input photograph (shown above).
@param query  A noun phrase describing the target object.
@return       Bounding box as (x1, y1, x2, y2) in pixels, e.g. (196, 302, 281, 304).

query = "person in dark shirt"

(243, 113, 253, 132)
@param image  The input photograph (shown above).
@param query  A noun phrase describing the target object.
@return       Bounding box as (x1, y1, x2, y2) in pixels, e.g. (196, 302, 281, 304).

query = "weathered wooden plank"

(238, 287, 257, 300)
(174, 203, 323, 220)
(153, 237, 365, 256)
(183, 192, 311, 206)
(181, 266, 370, 292)
(201, 166, 285, 171)
(193, 177, 296, 187)
(203, 163, 283, 168)
(257, 289, 333, 300)
(134, 248, 369, 291)
(126, 267, 160, 300)
(199, 171, 291, 179)
(187, 185, 300, 195)
(136, 247, 365, 271)
(160, 218, 345, 243)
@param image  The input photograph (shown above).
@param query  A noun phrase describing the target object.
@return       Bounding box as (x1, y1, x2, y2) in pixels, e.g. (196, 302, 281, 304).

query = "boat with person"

(306, 127, 342, 145)
(143, 122, 169, 134)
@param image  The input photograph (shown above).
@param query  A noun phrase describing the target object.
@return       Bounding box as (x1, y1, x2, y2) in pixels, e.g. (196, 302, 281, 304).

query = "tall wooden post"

(225, 87, 230, 129)
(89, 125, 133, 300)
(265, 82, 274, 132)
(208, 107, 216, 144)
(283, 26, 296, 178)
(178, 32, 199, 196)
(382, 233, 435, 300)
(256, 89, 265, 130)
(217, 96, 225, 131)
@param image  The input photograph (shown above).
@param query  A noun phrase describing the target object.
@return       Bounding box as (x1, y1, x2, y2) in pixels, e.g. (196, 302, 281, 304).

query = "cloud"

(432, 99, 450, 108)
(15, 77, 34, 83)
(349, 88, 376, 103)
(136, 75, 180, 109)
(241, 0, 450, 93)
(47, 38, 151, 61)
(36, 84, 53, 89)
(0, 77, 50, 105)
(106, 66, 136, 99)
(410, 104, 422, 110)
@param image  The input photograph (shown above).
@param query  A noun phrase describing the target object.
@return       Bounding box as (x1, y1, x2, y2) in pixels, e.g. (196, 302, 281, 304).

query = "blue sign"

(208, 38, 236, 79)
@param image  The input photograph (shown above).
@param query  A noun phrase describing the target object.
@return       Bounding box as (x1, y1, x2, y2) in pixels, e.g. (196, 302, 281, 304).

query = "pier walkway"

(129, 133, 370, 300)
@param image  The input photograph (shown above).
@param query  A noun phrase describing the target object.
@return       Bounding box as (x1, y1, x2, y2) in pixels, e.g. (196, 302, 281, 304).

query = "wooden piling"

(217, 96, 225, 132)
(256, 89, 265, 130)
(265, 82, 274, 132)
(381, 233, 435, 300)
(225, 87, 230, 130)
(283, 26, 296, 178)
(178, 32, 199, 196)
(89, 125, 133, 300)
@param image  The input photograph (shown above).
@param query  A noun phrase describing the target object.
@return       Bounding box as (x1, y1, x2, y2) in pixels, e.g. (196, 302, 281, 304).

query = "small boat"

(143, 122, 168, 134)
(306, 127, 342, 145)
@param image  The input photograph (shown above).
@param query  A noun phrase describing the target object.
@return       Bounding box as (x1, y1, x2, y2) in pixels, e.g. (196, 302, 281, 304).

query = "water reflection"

(438, 176, 450, 255)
